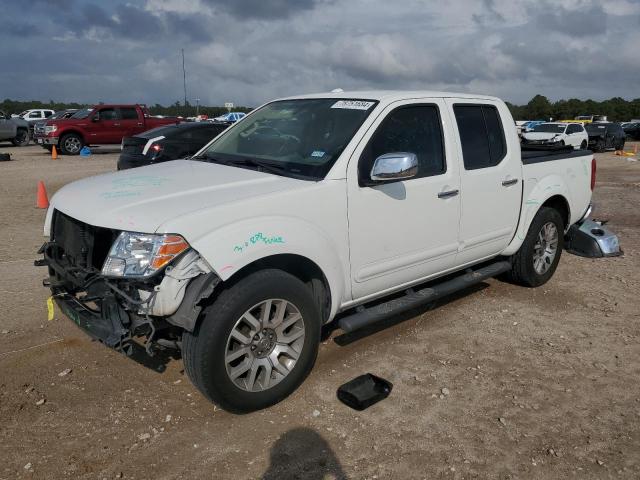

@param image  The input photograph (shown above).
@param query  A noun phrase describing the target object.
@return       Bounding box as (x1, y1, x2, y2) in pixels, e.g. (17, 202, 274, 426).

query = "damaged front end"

(36, 210, 218, 356)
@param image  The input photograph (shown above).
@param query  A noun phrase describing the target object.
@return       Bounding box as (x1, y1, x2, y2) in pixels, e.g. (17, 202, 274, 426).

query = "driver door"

(347, 99, 461, 301)
(86, 107, 122, 143)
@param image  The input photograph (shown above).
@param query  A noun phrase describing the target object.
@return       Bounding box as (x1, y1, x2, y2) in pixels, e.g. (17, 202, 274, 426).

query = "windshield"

(531, 124, 566, 133)
(198, 98, 378, 180)
(70, 108, 93, 119)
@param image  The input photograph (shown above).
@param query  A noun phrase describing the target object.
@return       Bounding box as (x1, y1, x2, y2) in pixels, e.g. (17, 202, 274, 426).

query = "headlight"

(45, 125, 57, 134)
(102, 232, 190, 277)
(548, 136, 561, 143)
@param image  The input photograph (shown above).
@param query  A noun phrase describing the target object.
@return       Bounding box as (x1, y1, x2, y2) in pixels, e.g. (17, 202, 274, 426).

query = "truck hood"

(49, 160, 309, 233)
(523, 132, 561, 141)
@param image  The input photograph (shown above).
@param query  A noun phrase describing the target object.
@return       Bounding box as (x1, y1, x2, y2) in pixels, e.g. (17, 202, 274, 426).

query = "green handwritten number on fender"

(234, 232, 285, 253)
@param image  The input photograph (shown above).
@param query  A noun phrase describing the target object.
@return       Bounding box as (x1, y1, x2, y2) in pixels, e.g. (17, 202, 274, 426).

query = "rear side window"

(359, 105, 446, 184)
(454, 105, 506, 170)
(120, 108, 139, 120)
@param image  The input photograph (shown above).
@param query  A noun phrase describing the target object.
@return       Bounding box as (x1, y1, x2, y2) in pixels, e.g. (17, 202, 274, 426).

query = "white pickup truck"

(39, 91, 595, 413)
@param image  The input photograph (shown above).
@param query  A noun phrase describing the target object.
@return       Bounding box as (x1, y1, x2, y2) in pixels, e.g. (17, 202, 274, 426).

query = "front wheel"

(182, 269, 321, 413)
(59, 133, 83, 155)
(580, 140, 587, 150)
(505, 207, 564, 287)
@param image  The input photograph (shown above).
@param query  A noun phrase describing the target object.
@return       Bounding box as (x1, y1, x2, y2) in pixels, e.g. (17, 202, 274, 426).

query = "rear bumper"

(565, 218, 622, 258)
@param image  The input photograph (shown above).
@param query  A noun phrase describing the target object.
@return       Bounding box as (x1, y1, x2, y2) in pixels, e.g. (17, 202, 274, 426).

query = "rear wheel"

(59, 133, 83, 155)
(11, 128, 29, 146)
(505, 207, 564, 287)
(595, 139, 605, 152)
(182, 269, 321, 413)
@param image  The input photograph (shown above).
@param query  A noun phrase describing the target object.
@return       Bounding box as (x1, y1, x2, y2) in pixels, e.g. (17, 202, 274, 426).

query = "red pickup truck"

(34, 104, 181, 155)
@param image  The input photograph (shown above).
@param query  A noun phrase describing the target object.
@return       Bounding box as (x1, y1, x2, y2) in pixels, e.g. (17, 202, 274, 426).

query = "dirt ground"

(0, 142, 638, 480)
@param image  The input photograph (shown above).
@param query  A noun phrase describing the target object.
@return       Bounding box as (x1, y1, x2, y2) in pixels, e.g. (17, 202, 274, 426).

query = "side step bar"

(338, 261, 511, 333)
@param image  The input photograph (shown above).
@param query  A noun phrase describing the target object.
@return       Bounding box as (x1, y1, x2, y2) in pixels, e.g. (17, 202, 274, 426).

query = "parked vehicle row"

(40, 90, 595, 412)
(33, 104, 182, 155)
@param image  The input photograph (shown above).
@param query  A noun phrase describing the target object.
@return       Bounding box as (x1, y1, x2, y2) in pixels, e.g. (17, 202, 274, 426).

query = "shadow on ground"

(261, 427, 347, 480)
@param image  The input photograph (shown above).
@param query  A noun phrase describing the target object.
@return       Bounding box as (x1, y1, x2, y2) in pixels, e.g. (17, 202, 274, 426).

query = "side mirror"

(370, 152, 418, 182)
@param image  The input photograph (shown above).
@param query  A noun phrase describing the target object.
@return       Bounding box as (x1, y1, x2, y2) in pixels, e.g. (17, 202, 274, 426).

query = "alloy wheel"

(225, 299, 305, 392)
(533, 221, 559, 275)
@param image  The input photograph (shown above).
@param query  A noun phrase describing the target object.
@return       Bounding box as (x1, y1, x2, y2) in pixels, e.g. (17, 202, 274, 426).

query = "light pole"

(196, 98, 200, 117)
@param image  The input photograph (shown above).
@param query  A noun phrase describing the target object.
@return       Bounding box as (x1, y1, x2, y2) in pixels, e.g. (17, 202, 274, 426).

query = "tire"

(615, 139, 625, 150)
(11, 128, 29, 146)
(182, 269, 321, 413)
(595, 139, 605, 153)
(59, 133, 83, 155)
(505, 207, 564, 287)
(580, 140, 587, 150)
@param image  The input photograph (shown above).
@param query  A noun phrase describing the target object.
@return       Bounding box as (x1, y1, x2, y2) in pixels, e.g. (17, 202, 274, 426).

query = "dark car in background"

(623, 122, 640, 141)
(118, 122, 229, 170)
(585, 122, 626, 152)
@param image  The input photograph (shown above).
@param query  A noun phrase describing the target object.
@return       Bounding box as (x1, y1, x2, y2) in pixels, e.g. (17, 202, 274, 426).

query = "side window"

(359, 105, 446, 185)
(454, 104, 507, 170)
(44, 111, 53, 118)
(97, 108, 119, 121)
(120, 108, 138, 120)
(29, 111, 42, 119)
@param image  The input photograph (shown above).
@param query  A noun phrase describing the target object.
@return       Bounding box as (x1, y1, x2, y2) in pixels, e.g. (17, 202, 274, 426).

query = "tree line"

(2, 95, 640, 122)
(505, 95, 640, 122)
(0, 99, 252, 118)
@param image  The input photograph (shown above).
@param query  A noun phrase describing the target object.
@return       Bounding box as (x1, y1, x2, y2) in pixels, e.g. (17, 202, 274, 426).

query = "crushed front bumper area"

(54, 292, 133, 354)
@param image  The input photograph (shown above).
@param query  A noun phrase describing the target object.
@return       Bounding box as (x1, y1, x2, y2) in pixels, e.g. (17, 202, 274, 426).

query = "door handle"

(502, 178, 518, 187)
(137, 123, 143, 126)
(438, 189, 459, 199)
(114, 123, 121, 126)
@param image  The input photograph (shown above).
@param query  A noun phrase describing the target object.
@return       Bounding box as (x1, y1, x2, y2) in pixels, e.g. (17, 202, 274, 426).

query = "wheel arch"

(503, 176, 572, 256)
(221, 254, 332, 324)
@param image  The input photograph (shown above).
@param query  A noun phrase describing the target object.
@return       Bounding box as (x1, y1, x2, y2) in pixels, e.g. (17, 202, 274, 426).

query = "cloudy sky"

(1, 0, 639, 107)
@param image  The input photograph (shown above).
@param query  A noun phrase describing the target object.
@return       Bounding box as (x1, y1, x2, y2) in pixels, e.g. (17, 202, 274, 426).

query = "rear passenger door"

(447, 100, 522, 265)
(119, 107, 144, 137)
(347, 100, 461, 300)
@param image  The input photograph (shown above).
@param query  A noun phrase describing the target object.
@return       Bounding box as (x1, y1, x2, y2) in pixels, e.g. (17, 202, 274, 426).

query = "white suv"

(521, 122, 588, 150)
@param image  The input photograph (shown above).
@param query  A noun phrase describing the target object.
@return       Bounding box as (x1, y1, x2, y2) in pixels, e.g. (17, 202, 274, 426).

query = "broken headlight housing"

(102, 232, 189, 278)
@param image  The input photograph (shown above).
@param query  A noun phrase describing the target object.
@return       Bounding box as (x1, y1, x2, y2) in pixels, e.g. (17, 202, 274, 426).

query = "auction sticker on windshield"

(331, 100, 375, 110)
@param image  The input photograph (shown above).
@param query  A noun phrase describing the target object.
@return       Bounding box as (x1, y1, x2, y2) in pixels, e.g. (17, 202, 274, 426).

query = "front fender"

(502, 174, 570, 256)
(189, 215, 348, 320)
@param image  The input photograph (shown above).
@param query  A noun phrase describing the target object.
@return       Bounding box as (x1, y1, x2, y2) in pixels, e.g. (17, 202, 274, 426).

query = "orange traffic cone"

(51, 145, 58, 160)
(36, 181, 49, 209)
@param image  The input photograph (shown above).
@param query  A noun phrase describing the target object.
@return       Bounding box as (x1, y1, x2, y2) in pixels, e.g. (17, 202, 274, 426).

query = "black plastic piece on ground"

(0, 153, 11, 161)
(338, 260, 511, 333)
(337, 373, 393, 411)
